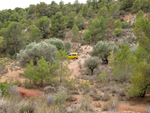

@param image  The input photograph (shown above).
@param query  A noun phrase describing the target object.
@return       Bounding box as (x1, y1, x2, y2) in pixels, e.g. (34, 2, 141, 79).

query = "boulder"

(44, 86, 56, 94)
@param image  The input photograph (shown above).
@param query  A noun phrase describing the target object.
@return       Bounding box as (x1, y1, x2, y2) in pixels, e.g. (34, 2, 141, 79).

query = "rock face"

(44, 86, 56, 94)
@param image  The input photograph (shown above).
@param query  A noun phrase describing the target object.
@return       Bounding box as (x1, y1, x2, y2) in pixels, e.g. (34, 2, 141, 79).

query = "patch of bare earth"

(19, 87, 43, 98)
(118, 103, 147, 113)
(0, 69, 25, 83)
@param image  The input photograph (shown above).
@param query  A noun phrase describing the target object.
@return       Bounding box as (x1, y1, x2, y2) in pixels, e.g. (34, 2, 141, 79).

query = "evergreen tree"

(87, 6, 94, 18)
(82, 30, 92, 43)
(141, 0, 148, 12)
(9, 11, 19, 22)
(29, 26, 42, 42)
(136, 10, 144, 19)
(67, 12, 76, 29)
(72, 24, 79, 42)
(35, 16, 50, 38)
(91, 41, 119, 64)
(114, 19, 122, 28)
(98, 0, 107, 9)
(82, 4, 88, 18)
(86, 0, 92, 7)
(50, 12, 66, 39)
(97, 6, 111, 23)
(75, 14, 85, 30)
(27, 19, 33, 27)
(0, 22, 27, 58)
(36, 2, 51, 18)
(62, 6, 70, 16)
(28, 5, 36, 15)
(131, 0, 142, 13)
(110, 2, 120, 19)
(0, 21, 3, 30)
(91, 0, 98, 10)
(121, 0, 135, 11)
(59, 0, 64, 9)
(74, 0, 80, 13)
(89, 16, 108, 41)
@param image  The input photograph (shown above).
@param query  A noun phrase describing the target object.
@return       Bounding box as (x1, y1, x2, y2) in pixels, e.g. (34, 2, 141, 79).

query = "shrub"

(84, 57, 100, 75)
(17, 41, 57, 67)
(24, 79, 34, 89)
(90, 41, 119, 64)
(47, 95, 54, 107)
(101, 93, 111, 101)
(102, 99, 119, 111)
(44, 38, 64, 50)
(64, 41, 71, 51)
(120, 10, 125, 16)
(122, 22, 130, 28)
(114, 28, 123, 36)
(80, 95, 92, 111)
(24, 57, 52, 86)
(98, 71, 108, 83)
(54, 86, 67, 106)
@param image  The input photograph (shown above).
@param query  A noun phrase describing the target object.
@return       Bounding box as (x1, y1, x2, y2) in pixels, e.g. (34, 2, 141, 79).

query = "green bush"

(24, 57, 52, 86)
(84, 57, 100, 75)
(98, 71, 108, 83)
(114, 28, 123, 36)
(44, 38, 64, 50)
(90, 41, 119, 63)
(17, 41, 57, 67)
(64, 41, 71, 51)
(122, 22, 130, 28)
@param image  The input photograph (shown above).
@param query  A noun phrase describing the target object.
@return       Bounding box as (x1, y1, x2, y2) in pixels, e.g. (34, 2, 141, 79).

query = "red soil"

(19, 87, 44, 98)
(118, 104, 147, 113)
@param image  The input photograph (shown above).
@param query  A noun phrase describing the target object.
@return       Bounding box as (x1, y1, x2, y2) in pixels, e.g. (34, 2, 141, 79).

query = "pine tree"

(97, 6, 111, 23)
(72, 24, 79, 42)
(35, 2, 51, 18)
(98, 0, 107, 9)
(29, 26, 42, 42)
(136, 10, 144, 19)
(75, 14, 85, 30)
(67, 12, 76, 29)
(82, 30, 92, 43)
(82, 4, 88, 18)
(110, 2, 120, 19)
(131, 0, 142, 13)
(35, 16, 50, 38)
(0, 21, 3, 30)
(121, 0, 135, 11)
(86, 0, 92, 7)
(50, 12, 66, 39)
(0, 22, 27, 58)
(141, 0, 148, 12)
(87, 6, 94, 18)
(59, 0, 64, 9)
(89, 16, 108, 41)
(114, 19, 122, 29)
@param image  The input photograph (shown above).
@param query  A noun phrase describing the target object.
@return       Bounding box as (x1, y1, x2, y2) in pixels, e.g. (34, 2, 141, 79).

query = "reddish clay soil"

(19, 87, 44, 98)
(118, 104, 147, 113)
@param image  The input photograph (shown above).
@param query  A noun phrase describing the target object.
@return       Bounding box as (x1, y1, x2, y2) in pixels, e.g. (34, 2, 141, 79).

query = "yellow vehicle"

(68, 53, 78, 59)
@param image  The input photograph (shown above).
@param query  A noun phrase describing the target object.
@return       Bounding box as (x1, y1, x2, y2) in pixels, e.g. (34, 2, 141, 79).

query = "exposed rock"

(44, 86, 56, 94)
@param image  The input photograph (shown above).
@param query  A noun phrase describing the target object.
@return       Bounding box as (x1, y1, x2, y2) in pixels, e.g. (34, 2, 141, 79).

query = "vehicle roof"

(70, 53, 78, 54)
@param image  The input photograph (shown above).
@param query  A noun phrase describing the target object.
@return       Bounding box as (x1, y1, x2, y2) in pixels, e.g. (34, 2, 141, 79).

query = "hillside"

(0, 0, 150, 112)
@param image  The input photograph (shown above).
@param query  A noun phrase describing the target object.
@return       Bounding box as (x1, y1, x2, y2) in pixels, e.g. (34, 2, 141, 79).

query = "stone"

(66, 107, 73, 113)
(44, 86, 56, 94)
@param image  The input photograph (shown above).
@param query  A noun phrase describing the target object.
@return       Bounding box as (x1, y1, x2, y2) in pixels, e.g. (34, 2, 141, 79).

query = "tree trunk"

(91, 69, 94, 76)
(15, 44, 17, 59)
